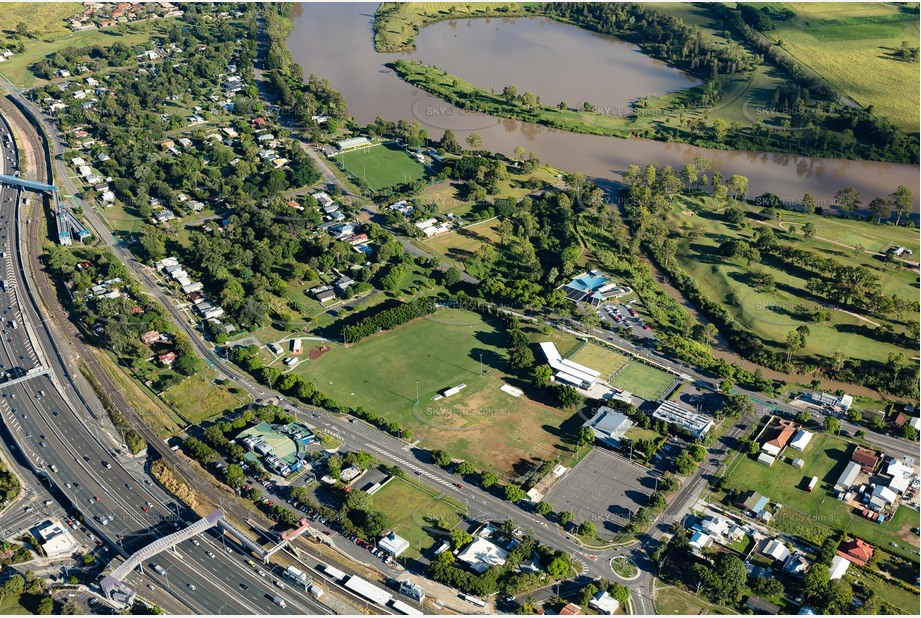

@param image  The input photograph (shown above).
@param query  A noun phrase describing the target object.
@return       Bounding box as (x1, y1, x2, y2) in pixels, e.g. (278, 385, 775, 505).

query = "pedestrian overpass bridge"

(0, 174, 57, 193)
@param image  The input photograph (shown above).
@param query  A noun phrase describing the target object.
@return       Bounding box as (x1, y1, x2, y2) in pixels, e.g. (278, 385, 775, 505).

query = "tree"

(803, 563, 830, 599)
(802, 221, 816, 240)
(450, 528, 474, 549)
(225, 464, 246, 489)
(868, 196, 891, 225)
(578, 521, 596, 537)
(609, 582, 630, 604)
(689, 444, 706, 462)
(750, 576, 784, 597)
(833, 187, 861, 215)
(823, 579, 853, 613)
(37, 597, 54, 615)
(505, 484, 527, 502)
(466, 132, 483, 150)
(61, 600, 83, 615)
(535, 501, 553, 516)
(531, 364, 552, 388)
(480, 471, 498, 488)
(457, 461, 475, 476)
(433, 450, 452, 467)
(556, 385, 581, 408)
(546, 556, 570, 579)
(711, 554, 747, 602)
(824, 416, 840, 435)
(889, 185, 913, 226)
(674, 451, 696, 475)
(746, 439, 761, 455)
(502, 85, 519, 103)
(846, 409, 862, 423)
(1, 575, 24, 598)
(444, 266, 462, 287)
(560, 511, 574, 525)
(802, 193, 817, 214)
(577, 426, 595, 447)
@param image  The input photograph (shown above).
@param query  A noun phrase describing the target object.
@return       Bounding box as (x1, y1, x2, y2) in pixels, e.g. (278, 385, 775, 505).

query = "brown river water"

(287, 3, 919, 209)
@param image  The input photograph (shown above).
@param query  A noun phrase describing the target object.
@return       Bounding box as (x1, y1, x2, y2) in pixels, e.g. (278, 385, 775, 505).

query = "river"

(287, 3, 919, 210)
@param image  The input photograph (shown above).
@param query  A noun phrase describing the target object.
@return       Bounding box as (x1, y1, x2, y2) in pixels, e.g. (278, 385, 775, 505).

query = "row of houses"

(834, 445, 917, 519)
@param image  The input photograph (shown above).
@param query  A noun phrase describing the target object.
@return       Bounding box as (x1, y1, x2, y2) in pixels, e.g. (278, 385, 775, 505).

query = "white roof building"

(539, 341, 601, 389)
(378, 532, 410, 557)
(789, 429, 813, 451)
(835, 461, 861, 491)
(589, 591, 619, 615)
(582, 407, 633, 448)
(761, 443, 781, 457)
(829, 554, 850, 580)
(698, 516, 730, 538)
(653, 400, 714, 439)
(457, 538, 508, 573)
(689, 530, 713, 552)
(871, 484, 897, 505)
(35, 521, 77, 558)
(762, 539, 791, 562)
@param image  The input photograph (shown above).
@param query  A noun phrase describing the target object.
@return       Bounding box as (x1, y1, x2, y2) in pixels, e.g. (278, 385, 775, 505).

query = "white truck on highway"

(273, 596, 286, 608)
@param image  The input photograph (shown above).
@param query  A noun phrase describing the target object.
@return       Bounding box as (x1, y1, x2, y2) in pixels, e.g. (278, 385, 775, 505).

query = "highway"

(0, 108, 331, 615)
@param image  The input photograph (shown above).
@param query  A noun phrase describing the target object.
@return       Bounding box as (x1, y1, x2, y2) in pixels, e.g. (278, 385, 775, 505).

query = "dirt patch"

(308, 345, 331, 360)
(681, 209, 694, 216)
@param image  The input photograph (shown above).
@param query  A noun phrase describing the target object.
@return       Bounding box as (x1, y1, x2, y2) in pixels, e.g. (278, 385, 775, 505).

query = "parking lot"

(545, 448, 656, 537)
(597, 300, 655, 341)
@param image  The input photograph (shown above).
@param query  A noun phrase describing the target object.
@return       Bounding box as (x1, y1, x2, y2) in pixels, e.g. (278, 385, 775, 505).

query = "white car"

(187, 584, 196, 591)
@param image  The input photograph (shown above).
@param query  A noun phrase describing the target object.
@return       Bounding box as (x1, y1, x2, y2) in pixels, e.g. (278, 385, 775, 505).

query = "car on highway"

(102, 461, 112, 469)
(147, 585, 155, 591)
(207, 551, 215, 558)
(187, 584, 196, 591)
(239, 583, 249, 590)
(125, 483, 133, 490)
(454, 482, 463, 489)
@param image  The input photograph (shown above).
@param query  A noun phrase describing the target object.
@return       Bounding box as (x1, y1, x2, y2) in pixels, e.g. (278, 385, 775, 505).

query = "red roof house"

(157, 351, 177, 366)
(559, 603, 582, 616)
(851, 447, 879, 473)
(837, 538, 874, 566)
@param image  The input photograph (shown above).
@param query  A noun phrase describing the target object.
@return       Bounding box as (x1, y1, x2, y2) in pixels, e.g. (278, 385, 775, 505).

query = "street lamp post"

(415, 380, 419, 404)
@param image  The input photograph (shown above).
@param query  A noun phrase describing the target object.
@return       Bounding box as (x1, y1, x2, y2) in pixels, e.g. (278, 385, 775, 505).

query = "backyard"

(371, 476, 466, 558)
(293, 307, 583, 477)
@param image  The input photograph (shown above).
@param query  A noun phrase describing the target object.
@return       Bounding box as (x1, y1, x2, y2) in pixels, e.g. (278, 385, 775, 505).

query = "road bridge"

(0, 173, 57, 192)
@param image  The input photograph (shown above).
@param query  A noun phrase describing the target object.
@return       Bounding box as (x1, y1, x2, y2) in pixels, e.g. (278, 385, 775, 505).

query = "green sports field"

(609, 361, 676, 402)
(293, 308, 582, 477)
(334, 142, 428, 191)
(568, 342, 631, 381)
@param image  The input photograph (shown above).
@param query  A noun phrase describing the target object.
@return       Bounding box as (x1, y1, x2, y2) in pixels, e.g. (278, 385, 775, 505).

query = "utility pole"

(415, 380, 419, 404)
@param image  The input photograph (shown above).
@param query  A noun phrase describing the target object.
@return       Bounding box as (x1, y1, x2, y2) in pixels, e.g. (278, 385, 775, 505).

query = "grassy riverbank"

(374, 2, 531, 52)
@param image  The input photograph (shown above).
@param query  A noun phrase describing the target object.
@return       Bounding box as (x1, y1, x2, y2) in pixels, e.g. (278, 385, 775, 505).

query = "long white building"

(539, 342, 601, 389)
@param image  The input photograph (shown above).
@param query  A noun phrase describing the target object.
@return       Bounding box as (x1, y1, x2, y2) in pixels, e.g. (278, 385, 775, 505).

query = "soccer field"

(609, 361, 676, 401)
(568, 342, 631, 381)
(295, 308, 579, 476)
(335, 142, 428, 190)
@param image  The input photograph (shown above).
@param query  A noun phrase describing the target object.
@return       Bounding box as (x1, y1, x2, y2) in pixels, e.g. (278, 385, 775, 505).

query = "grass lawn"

(371, 476, 466, 558)
(422, 219, 500, 269)
(0, 3, 81, 39)
(334, 142, 428, 191)
(724, 432, 920, 560)
(97, 200, 148, 234)
(625, 426, 662, 443)
(568, 342, 631, 382)
(761, 3, 920, 132)
(609, 361, 675, 401)
(0, 593, 43, 615)
(160, 371, 251, 425)
(665, 196, 918, 365)
(654, 584, 735, 615)
(611, 556, 638, 578)
(853, 568, 921, 614)
(294, 308, 582, 477)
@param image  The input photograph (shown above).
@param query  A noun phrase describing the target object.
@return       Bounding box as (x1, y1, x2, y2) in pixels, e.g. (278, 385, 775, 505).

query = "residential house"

(762, 419, 798, 457)
(588, 592, 619, 615)
(851, 447, 879, 474)
(559, 603, 581, 616)
(837, 538, 873, 566)
(158, 351, 177, 366)
(829, 555, 850, 580)
(746, 596, 780, 615)
(762, 539, 791, 562)
(735, 490, 769, 515)
(140, 330, 161, 345)
(789, 429, 813, 451)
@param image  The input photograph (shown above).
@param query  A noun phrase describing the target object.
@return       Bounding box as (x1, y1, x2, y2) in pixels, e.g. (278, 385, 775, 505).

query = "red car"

(96, 540, 104, 546)
(643, 325, 651, 331)
(142, 506, 149, 513)
(454, 483, 463, 489)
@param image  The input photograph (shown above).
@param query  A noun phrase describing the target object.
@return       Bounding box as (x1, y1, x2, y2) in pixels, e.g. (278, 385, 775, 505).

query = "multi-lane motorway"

(0, 110, 331, 615)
